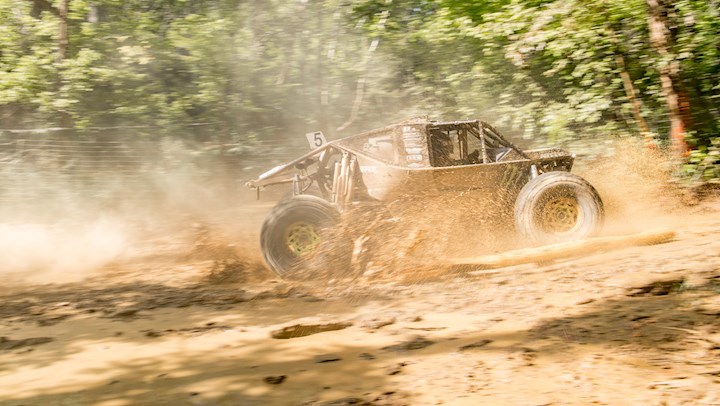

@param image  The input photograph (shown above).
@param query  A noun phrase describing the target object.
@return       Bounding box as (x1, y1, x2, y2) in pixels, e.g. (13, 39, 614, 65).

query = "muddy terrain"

(1, 151, 719, 405)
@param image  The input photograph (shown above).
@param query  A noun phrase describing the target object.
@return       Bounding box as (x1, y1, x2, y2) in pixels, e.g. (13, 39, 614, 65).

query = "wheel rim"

(538, 196, 581, 233)
(285, 222, 322, 257)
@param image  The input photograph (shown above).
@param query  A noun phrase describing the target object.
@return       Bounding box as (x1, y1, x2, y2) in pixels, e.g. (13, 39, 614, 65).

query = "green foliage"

(0, 0, 719, 182)
(682, 135, 720, 183)
(351, 0, 719, 181)
(0, 0, 403, 137)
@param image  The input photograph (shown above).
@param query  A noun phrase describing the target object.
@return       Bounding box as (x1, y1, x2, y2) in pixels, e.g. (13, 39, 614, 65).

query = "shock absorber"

(331, 160, 341, 204)
(345, 156, 357, 207)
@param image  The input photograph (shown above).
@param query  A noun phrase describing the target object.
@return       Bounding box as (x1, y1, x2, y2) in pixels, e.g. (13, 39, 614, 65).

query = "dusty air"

(0, 1, 718, 405)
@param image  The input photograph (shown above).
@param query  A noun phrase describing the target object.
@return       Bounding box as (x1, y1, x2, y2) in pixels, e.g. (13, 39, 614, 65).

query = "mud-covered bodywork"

(248, 119, 602, 278)
(247, 119, 573, 208)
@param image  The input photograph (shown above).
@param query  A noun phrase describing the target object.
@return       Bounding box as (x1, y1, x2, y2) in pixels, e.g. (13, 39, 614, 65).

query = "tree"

(647, 0, 689, 156)
(0, 0, 718, 183)
(0, 0, 405, 138)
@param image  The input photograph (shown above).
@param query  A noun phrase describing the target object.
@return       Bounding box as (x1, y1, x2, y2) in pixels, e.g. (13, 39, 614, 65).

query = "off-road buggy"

(247, 119, 604, 278)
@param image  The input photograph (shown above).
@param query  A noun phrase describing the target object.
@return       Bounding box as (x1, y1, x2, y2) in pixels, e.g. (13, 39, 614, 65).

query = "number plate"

(305, 131, 327, 149)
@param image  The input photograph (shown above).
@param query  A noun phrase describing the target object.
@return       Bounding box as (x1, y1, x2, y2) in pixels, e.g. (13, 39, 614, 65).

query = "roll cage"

(246, 119, 570, 208)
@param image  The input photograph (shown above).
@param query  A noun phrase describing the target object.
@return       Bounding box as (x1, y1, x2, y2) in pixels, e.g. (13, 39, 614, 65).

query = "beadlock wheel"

(284, 222, 322, 257)
(538, 196, 582, 234)
(515, 171, 604, 244)
(260, 195, 352, 278)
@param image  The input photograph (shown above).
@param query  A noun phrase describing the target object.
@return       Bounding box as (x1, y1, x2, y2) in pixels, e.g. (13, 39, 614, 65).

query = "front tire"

(514, 171, 604, 244)
(260, 195, 351, 279)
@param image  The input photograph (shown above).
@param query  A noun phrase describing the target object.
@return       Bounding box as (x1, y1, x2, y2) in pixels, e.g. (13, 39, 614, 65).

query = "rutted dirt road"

(1, 195, 719, 405)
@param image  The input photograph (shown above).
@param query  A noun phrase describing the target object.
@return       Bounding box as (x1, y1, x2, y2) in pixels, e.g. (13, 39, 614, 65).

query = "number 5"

(305, 131, 327, 149)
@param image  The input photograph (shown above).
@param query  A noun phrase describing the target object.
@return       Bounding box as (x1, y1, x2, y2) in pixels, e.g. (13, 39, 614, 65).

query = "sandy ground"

(1, 192, 720, 405)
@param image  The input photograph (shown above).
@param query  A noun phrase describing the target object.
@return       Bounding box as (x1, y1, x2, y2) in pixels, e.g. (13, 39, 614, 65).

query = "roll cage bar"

(427, 120, 532, 164)
(245, 119, 538, 192)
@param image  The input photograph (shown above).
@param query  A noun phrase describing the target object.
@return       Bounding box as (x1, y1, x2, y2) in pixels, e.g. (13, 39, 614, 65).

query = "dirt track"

(0, 194, 719, 406)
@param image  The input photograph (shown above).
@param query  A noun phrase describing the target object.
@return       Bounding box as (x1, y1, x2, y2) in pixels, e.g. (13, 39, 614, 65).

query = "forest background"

(1, 0, 718, 184)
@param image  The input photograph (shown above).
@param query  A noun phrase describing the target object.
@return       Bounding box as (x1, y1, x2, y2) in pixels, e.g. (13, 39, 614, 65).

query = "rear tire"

(514, 171, 604, 244)
(260, 195, 352, 279)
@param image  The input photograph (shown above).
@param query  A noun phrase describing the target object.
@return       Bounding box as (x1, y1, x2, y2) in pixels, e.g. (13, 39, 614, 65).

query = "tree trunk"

(614, 52, 656, 149)
(646, 0, 689, 156)
(57, 0, 70, 61)
(88, 3, 100, 23)
(337, 10, 387, 132)
(28, 0, 68, 61)
(29, 0, 59, 18)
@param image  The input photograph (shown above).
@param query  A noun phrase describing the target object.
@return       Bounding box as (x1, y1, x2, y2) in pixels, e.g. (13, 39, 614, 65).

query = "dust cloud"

(0, 137, 272, 285)
(0, 133, 688, 286)
(1, 218, 127, 284)
(333, 137, 685, 282)
(574, 137, 680, 235)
